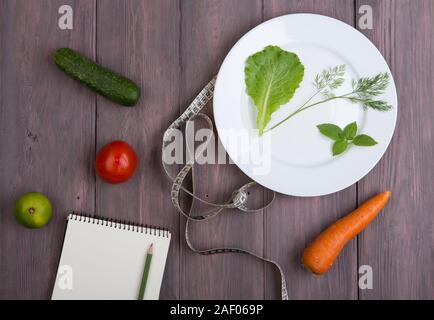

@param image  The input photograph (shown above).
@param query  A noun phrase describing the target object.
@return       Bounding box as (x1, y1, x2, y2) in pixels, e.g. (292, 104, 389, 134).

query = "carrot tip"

(382, 190, 392, 201)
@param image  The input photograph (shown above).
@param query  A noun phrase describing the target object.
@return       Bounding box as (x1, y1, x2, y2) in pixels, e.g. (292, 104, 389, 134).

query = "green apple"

(14, 192, 53, 228)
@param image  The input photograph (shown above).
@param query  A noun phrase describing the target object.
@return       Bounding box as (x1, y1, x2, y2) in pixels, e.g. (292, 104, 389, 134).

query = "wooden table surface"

(1, 0, 433, 300)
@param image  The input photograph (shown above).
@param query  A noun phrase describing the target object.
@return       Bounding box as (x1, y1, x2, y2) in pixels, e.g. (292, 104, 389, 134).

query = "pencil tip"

(148, 243, 153, 254)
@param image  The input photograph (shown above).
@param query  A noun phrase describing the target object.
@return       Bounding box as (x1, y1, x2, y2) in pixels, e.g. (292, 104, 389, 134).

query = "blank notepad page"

(52, 214, 171, 300)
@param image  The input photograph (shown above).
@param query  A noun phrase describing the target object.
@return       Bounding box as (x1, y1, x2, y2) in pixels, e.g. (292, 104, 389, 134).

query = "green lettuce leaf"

(245, 46, 304, 135)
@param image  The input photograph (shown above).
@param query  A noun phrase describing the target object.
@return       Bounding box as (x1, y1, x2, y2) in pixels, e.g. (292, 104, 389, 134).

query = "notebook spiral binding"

(68, 212, 171, 238)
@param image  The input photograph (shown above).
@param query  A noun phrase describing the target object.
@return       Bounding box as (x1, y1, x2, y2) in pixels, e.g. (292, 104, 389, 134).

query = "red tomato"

(96, 140, 138, 184)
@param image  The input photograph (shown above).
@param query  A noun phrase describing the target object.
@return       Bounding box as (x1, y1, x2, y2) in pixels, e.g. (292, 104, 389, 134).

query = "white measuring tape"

(162, 78, 288, 300)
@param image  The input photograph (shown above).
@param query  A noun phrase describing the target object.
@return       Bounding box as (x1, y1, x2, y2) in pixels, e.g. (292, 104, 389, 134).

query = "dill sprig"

(265, 65, 392, 133)
(314, 64, 346, 98)
(348, 73, 392, 111)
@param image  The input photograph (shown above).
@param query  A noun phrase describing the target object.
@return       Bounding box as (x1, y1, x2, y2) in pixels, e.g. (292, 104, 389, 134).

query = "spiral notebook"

(52, 214, 171, 300)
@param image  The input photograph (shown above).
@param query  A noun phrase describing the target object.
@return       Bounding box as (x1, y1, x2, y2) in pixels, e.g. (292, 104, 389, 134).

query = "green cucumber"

(54, 48, 140, 106)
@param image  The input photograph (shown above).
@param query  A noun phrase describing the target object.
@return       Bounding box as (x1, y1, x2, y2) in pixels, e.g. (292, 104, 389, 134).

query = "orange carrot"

(302, 191, 391, 275)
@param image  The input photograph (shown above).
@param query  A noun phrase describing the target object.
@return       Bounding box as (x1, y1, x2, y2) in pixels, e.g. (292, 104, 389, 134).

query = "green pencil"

(138, 243, 153, 300)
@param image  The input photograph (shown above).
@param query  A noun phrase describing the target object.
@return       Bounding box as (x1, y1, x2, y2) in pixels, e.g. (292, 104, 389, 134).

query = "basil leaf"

(317, 123, 343, 141)
(332, 140, 348, 156)
(343, 121, 357, 139)
(245, 46, 305, 135)
(353, 134, 378, 146)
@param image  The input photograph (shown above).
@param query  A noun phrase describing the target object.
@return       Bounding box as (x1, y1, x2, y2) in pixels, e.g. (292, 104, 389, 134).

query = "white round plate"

(213, 14, 397, 197)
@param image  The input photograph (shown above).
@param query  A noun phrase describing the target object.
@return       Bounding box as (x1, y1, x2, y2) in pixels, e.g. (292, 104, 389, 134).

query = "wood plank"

(263, 0, 358, 299)
(179, 0, 264, 299)
(355, 0, 434, 299)
(96, 0, 181, 299)
(0, 0, 96, 299)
